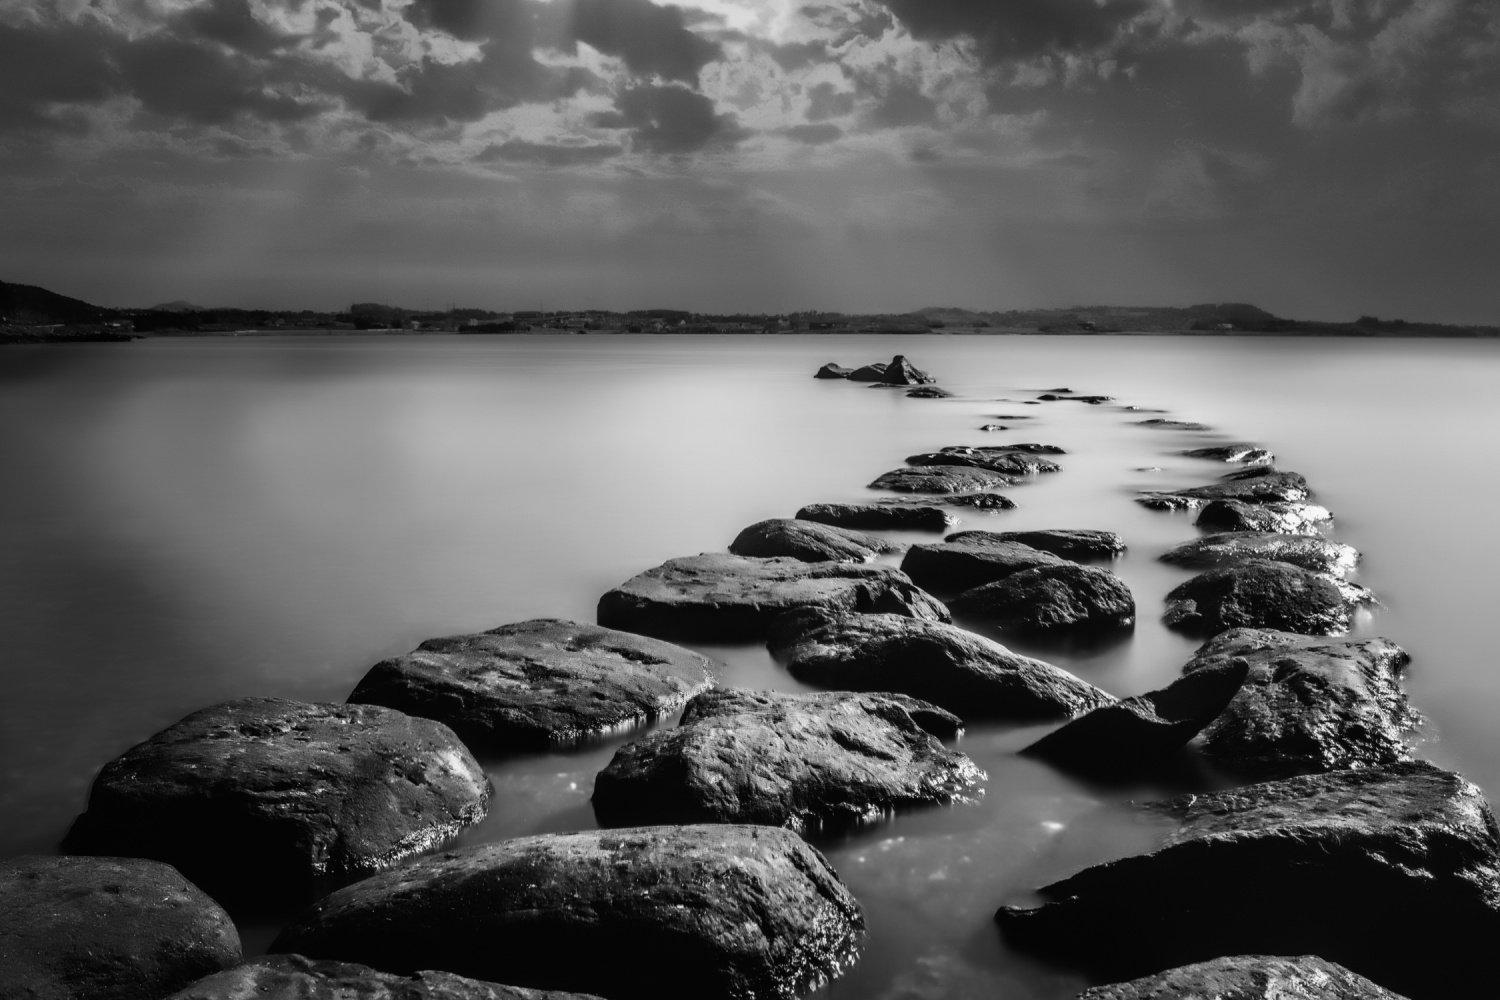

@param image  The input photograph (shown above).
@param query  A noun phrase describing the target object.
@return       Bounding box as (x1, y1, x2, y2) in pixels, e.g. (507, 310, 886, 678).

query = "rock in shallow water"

(814, 363, 852, 380)
(868, 466, 1018, 494)
(1181, 444, 1275, 465)
(951, 563, 1135, 634)
(1161, 532, 1358, 575)
(770, 612, 1113, 720)
(880, 354, 936, 385)
(592, 688, 983, 832)
(996, 761, 1500, 1000)
(905, 386, 954, 398)
(947, 529, 1125, 561)
(1195, 498, 1333, 534)
(1076, 955, 1410, 1000)
(347, 619, 714, 751)
(63, 698, 490, 902)
(901, 539, 1067, 593)
(729, 517, 900, 562)
(905, 447, 1061, 476)
(1138, 468, 1311, 511)
(597, 553, 948, 641)
(1163, 559, 1374, 636)
(0, 855, 242, 1000)
(272, 825, 865, 1000)
(847, 362, 888, 382)
(797, 502, 956, 532)
(165, 955, 603, 1000)
(1135, 418, 1210, 431)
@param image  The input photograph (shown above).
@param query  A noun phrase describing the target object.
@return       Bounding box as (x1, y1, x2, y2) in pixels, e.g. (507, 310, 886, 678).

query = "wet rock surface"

(63, 698, 491, 901)
(946, 529, 1125, 561)
(1161, 532, 1358, 575)
(273, 824, 865, 1000)
(770, 612, 1114, 720)
(880, 355, 936, 385)
(1182, 628, 1417, 777)
(869, 466, 1018, 493)
(847, 362, 888, 381)
(165, 956, 603, 1000)
(1076, 955, 1410, 1000)
(0, 855, 242, 1000)
(597, 553, 949, 641)
(814, 363, 852, 379)
(1195, 499, 1333, 535)
(1135, 418, 1211, 431)
(924, 492, 1018, 510)
(905, 448, 1061, 476)
(901, 539, 1068, 593)
(1138, 468, 1312, 510)
(797, 502, 956, 531)
(730, 517, 900, 562)
(347, 619, 714, 751)
(997, 761, 1500, 1000)
(1181, 444, 1274, 465)
(1163, 559, 1374, 636)
(592, 688, 983, 831)
(905, 386, 953, 398)
(951, 563, 1136, 633)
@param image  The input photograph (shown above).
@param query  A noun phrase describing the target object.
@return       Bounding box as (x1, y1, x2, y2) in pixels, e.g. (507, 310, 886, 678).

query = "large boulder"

(1138, 468, 1311, 511)
(847, 362, 888, 382)
(901, 539, 1067, 593)
(729, 518, 900, 562)
(596, 553, 949, 641)
(1182, 628, 1416, 777)
(1163, 559, 1375, 636)
(879, 354, 936, 384)
(165, 956, 603, 1000)
(996, 761, 1500, 1000)
(63, 699, 490, 902)
(1076, 955, 1409, 1000)
(868, 466, 1017, 493)
(797, 502, 956, 532)
(905, 447, 1061, 476)
(347, 619, 715, 751)
(0, 856, 242, 1000)
(947, 529, 1125, 561)
(272, 825, 865, 1000)
(950, 564, 1135, 634)
(769, 612, 1113, 720)
(1021, 663, 1248, 775)
(1195, 499, 1333, 535)
(1161, 532, 1358, 575)
(592, 689, 981, 831)
(1181, 444, 1274, 465)
(814, 363, 851, 380)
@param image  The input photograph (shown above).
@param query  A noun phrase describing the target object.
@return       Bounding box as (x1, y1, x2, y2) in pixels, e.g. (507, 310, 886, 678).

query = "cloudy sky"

(2, 0, 1497, 320)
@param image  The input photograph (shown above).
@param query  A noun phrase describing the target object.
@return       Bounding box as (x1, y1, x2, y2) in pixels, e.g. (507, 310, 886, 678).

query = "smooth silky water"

(2, 334, 1497, 998)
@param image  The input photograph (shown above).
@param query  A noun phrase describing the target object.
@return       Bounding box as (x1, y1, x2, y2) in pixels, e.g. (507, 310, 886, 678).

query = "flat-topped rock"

(1135, 418, 1210, 431)
(1138, 469, 1311, 511)
(869, 466, 1017, 494)
(901, 539, 1067, 593)
(1161, 532, 1358, 575)
(1040, 393, 1113, 404)
(273, 825, 865, 1000)
(917, 491, 1017, 510)
(1181, 444, 1274, 465)
(814, 363, 852, 379)
(978, 423, 1010, 431)
(592, 688, 983, 832)
(597, 553, 949, 641)
(1164, 559, 1374, 636)
(730, 518, 900, 562)
(993, 442, 1066, 454)
(1076, 955, 1409, 1000)
(951, 563, 1135, 634)
(880, 354, 936, 385)
(63, 698, 490, 902)
(0, 855, 242, 1000)
(1182, 628, 1416, 777)
(997, 761, 1500, 1000)
(770, 612, 1113, 720)
(165, 956, 602, 1000)
(1196, 499, 1333, 534)
(905, 448, 1061, 476)
(905, 386, 953, 398)
(847, 362, 888, 382)
(797, 503, 956, 532)
(347, 619, 714, 751)
(945, 529, 1125, 561)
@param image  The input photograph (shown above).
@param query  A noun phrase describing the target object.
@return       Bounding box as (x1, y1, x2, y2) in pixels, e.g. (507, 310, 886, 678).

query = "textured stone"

(1163, 559, 1375, 636)
(1076, 955, 1409, 1000)
(164, 956, 603, 1000)
(951, 564, 1135, 633)
(729, 518, 900, 562)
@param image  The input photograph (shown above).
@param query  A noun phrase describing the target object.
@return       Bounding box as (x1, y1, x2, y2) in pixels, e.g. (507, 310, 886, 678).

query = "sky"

(1, 0, 1497, 321)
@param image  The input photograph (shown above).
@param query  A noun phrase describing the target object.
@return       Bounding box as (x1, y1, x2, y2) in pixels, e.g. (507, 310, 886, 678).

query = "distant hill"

(0, 280, 106, 325)
(149, 300, 205, 313)
(912, 303, 1285, 332)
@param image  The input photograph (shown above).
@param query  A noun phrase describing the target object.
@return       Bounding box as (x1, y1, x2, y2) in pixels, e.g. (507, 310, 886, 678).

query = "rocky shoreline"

(7, 354, 1488, 1000)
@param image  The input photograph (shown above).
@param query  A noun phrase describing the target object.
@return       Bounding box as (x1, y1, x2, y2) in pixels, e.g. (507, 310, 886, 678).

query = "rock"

(928, 492, 1018, 510)
(1041, 394, 1113, 404)
(1135, 466, 1165, 473)
(978, 424, 1010, 431)
(881, 354, 936, 384)
(950, 564, 1135, 633)
(868, 466, 1017, 493)
(1182, 628, 1416, 777)
(990, 413, 1034, 419)
(1161, 532, 1358, 575)
(347, 619, 715, 751)
(1163, 559, 1375, 636)
(592, 689, 983, 831)
(797, 502, 956, 532)
(729, 517, 900, 562)
(814, 363, 851, 379)
(1022, 663, 1249, 775)
(63, 698, 490, 902)
(770, 612, 1113, 720)
(847, 362, 888, 382)
(165, 956, 602, 1000)
(946, 529, 1125, 561)
(1181, 444, 1274, 465)
(1135, 418, 1210, 430)
(905, 386, 953, 398)
(996, 761, 1500, 1000)
(1196, 499, 1334, 534)
(905, 448, 1061, 476)
(1075, 955, 1410, 1000)
(596, 553, 949, 641)
(0, 856, 242, 1000)
(272, 825, 865, 1000)
(1036, 394, 1065, 401)
(994, 442, 1067, 454)
(1138, 469, 1311, 510)
(901, 539, 1068, 593)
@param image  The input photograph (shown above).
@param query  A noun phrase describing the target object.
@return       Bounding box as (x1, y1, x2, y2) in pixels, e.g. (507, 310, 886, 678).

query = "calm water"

(2, 334, 1498, 998)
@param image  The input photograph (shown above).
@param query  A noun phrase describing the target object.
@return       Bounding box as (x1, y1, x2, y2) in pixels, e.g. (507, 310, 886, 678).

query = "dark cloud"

(174, 0, 302, 56)
(117, 35, 327, 124)
(877, 0, 1152, 62)
(0, 21, 117, 132)
(782, 122, 843, 144)
(404, 0, 534, 43)
(476, 138, 624, 166)
(806, 81, 855, 122)
(592, 84, 745, 154)
(864, 78, 939, 128)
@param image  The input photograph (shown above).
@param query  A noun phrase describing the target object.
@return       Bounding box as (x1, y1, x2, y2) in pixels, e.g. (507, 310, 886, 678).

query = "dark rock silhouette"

(1076, 955, 1409, 1000)
(847, 362, 888, 382)
(1135, 418, 1211, 430)
(951, 563, 1135, 633)
(797, 502, 955, 531)
(869, 466, 1017, 493)
(730, 518, 900, 562)
(901, 539, 1067, 593)
(880, 355, 936, 385)
(814, 363, 852, 379)
(164, 956, 602, 1000)
(906, 386, 953, 398)
(1164, 559, 1374, 636)
(945, 529, 1124, 561)
(905, 448, 1061, 475)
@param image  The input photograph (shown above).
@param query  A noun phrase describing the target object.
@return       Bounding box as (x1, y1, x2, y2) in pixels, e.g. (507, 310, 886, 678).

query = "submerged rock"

(1163, 559, 1374, 636)
(1022, 663, 1249, 775)
(347, 619, 714, 751)
(996, 761, 1500, 1000)
(1076, 955, 1410, 1000)
(729, 518, 900, 562)
(1161, 532, 1358, 575)
(797, 503, 956, 532)
(901, 539, 1067, 593)
(1135, 418, 1211, 431)
(881, 355, 936, 385)
(63, 699, 490, 902)
(592, 688, 983, 831)
(1182, 628, 1416, 777)
(946, 529, 1125, 561)
(847, 362, 889, 382)
(930, 492, 1018, 510)
(165, 956, 602, 1000)
(0, 855, 242, 1000)
(814, 363, 852, 380)
(905, 448, 1061, 476)
(1196, 499, 1333, 535)
(905, 386, 953, 398)
(868, 466, 1017, 494)
(273, 825, 865, 1000)
(1138, 469, 1311, 510)
(770, 612, 1113, 720)
(994, 442, 1067, 454)
(1181, 444, 1274, 465)
(597, 553, 949, 641)
(978, 424, 1010, 432)
(1040, 394, 1113, 404)
(951, 563, 1135, 633)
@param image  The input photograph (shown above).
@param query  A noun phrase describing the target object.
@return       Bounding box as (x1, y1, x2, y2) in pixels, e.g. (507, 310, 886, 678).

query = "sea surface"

(2, 334, 1498, 998)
